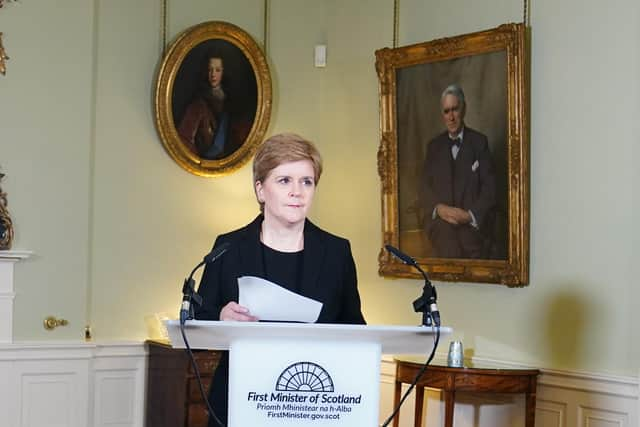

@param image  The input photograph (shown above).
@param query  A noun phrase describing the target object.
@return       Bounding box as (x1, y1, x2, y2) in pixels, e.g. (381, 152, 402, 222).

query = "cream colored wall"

(0, 0, 94, 339)
(2, 0, 638, 376)
(528, 0, 637, 376)
(630, 1, 640, 376)
(398, 0, 639, 376)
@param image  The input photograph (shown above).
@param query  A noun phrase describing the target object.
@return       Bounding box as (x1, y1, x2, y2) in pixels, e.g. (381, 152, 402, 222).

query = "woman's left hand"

(219, 301, 259, 322)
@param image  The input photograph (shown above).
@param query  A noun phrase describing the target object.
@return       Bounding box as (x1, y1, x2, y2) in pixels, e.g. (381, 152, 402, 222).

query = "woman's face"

(255, 160, 316, 227)
(207, 57, 224, 88)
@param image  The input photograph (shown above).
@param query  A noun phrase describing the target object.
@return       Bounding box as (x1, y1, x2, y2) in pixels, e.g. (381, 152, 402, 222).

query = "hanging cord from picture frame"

(160, 0, 168, 56)
(263, 0, 269, 56)
(392, 0, 399, 48)
(391, 0, 528, 45)
(159, 0, 270, 57)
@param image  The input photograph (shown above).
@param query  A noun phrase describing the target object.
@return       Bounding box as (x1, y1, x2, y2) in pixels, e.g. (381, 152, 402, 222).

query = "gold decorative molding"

(0, 0, 18, 8)
(0, 172, 14, 249)
(0, 32, 8, 76)
(0, 0, 17, 76)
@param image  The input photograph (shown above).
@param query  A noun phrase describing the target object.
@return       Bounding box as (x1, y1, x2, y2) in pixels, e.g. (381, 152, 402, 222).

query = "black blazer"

(194, 215, 365, 324)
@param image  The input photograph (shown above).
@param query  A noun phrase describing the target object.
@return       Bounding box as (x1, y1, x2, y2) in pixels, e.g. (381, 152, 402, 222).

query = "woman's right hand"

(220, 301, 259, 322)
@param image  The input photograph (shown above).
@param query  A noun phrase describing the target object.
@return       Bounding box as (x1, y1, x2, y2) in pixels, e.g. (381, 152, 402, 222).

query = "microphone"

(384, 244, 441, 327)
(385, 244, 419, 267)
(203, 242, 231, 263)
(180, 242, 230, 324)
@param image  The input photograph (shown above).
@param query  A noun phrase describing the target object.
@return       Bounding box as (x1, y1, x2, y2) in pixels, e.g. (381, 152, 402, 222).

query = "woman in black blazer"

(194, 133, 366, 426)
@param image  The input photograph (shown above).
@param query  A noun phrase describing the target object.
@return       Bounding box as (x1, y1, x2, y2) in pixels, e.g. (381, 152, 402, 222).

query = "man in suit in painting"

(421, 84, 497, 258)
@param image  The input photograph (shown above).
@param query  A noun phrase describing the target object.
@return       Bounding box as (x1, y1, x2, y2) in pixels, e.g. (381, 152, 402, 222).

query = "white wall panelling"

(0, 342, 146, 427)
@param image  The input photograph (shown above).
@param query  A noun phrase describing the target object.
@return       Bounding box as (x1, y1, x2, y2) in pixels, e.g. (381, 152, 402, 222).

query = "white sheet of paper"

(237, 276, 322, 323)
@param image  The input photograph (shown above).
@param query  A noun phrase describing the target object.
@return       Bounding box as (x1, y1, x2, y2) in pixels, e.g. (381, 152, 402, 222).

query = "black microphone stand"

(412, 266, 439, 327)
(179, 242, 229, 325)
(380, 245, 442, 427)
(384, 245, 440, 327)
(180, 266, 203, 325)
(178, 246, 229, 427)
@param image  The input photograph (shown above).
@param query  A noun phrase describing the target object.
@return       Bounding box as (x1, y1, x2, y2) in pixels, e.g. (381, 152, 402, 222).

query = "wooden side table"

(393, 358, 539, 427)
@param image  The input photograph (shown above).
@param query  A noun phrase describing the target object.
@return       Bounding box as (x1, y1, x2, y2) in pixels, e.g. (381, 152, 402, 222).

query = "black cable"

(179, 321, 225, 427)
(380, 326, 441, 427)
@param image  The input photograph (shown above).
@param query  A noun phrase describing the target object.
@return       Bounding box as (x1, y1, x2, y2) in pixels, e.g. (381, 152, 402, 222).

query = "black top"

(260, 242, 303, 293)
(194, 215, 365, 325)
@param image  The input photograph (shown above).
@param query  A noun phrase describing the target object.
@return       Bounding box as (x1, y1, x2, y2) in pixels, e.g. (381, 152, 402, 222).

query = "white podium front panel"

(229, 338, 380, 427)
(165, 321, 451, 427)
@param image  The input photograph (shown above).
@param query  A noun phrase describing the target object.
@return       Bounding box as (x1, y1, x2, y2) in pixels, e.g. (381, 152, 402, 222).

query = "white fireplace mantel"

(0, 250, 32, 343)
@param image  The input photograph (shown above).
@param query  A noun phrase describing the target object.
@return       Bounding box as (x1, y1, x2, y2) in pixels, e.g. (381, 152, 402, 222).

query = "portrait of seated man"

(420, 84, 497, 259)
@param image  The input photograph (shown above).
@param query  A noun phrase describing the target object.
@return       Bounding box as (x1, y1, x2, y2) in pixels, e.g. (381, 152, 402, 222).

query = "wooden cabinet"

(145, 340, 222, 427)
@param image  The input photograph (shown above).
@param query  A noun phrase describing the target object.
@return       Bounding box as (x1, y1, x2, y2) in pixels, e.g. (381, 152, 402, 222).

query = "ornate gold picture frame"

(375, 23, 529, 286)
(155, 21, 272, 177)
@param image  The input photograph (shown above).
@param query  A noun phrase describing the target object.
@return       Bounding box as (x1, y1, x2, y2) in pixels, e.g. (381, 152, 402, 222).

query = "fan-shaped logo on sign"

(275, 361, 334, 392)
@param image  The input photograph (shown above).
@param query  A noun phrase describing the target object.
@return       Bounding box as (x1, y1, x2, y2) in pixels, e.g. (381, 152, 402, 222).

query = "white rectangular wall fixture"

(314, 44, 327, 67)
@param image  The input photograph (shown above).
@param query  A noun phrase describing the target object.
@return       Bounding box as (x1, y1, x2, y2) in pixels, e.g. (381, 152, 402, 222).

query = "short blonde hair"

(253, 133, 323, 211)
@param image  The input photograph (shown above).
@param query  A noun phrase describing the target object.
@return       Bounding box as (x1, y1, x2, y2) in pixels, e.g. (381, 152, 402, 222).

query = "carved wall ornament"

(0, 0, 18, 8)
(0, 172, 14, 250)
(0, 0, 17, 76)
(0, 32, 8, 76)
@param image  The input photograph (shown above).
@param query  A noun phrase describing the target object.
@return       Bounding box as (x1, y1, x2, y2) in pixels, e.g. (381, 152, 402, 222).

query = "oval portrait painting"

(155, 21, 272, 177)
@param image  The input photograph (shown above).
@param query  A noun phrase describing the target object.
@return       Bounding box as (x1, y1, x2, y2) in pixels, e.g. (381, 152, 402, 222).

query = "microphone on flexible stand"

(180, 242, 230, 325)
(178, 243, 230, 427)
(384, 244, 441, 327)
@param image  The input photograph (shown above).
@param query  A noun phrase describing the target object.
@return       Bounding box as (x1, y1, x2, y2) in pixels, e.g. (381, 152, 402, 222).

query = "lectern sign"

(229, 340, 380, 426)
(245, 361, 364, 422)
